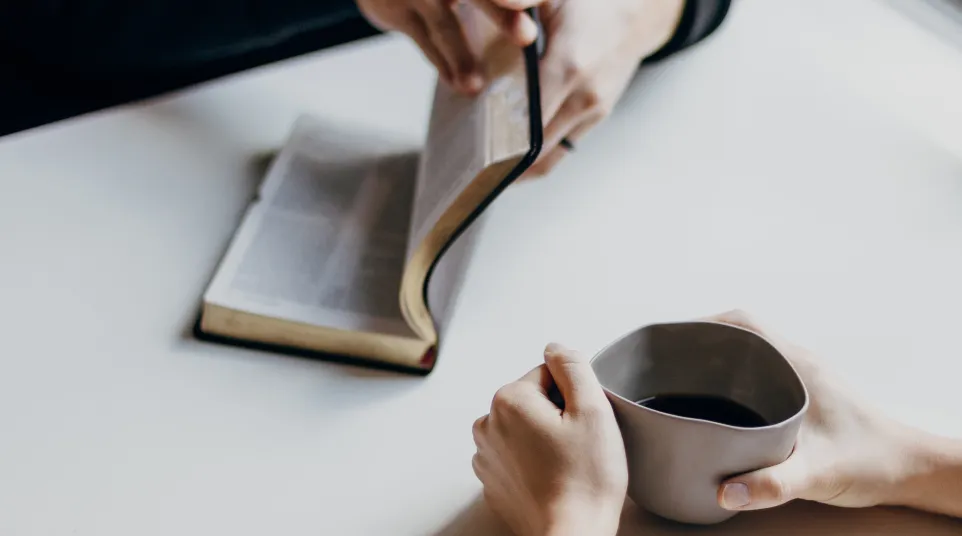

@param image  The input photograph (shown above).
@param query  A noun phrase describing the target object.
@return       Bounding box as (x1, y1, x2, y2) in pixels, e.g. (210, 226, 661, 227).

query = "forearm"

(891, 432, 962, 518)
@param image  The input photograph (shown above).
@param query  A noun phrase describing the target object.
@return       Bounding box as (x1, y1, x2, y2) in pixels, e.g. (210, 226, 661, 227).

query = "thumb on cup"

(718, 454, 811, 511)
(543, 343, 607, 415)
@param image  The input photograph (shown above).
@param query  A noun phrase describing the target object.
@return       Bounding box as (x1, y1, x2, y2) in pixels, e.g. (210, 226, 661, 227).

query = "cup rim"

(590, 320, 811, 431)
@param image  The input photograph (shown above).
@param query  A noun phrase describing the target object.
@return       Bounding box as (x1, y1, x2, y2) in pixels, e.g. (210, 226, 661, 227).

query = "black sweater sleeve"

(2, 0, 729, 72)
(645, 0, 732, 63)
(1, 0, 362, 68)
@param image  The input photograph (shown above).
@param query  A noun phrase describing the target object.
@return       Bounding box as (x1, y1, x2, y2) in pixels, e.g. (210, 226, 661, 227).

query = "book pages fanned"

(198, 4, 541, 372)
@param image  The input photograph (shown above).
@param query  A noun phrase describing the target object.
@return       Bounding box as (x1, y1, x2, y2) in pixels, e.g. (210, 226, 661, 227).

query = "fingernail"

(461, 72, 484, 94)
(518, 16, 539, 45)
(721, 483, 751, 509)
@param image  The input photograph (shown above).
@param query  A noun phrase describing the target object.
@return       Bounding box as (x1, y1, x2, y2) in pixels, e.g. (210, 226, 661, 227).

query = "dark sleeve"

(644, 0, 732, 63)
(1, 0, 362, 69)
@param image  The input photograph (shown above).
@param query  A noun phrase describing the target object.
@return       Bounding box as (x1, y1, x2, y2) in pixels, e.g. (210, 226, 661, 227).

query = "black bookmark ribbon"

(529, 6, 575, 153)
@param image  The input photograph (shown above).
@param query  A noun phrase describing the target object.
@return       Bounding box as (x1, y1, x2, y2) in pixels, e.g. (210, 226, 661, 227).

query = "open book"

(195, 7, 543, 374)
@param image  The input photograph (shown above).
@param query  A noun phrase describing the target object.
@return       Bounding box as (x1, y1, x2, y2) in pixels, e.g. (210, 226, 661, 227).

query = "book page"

(426, 213, 484, 342)
(405, 4, 533, 260)
(393, 4, 538, 343)
(204, 118, 420, 339)
(406, 83, 488, 260)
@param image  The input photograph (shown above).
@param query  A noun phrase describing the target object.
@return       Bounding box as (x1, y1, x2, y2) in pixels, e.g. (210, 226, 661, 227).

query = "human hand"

(355, 0, 543, 95)
(522, 0, 685, 178)
(709, 310, 935, 512)
(472, 343, 628, 536)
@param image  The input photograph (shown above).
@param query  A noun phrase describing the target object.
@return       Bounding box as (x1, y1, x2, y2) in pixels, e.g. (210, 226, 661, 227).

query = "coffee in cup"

(590, 321, 808, 525)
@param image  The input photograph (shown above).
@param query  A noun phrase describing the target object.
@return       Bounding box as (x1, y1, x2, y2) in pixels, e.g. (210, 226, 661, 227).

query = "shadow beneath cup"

(618, 500, 962, 536)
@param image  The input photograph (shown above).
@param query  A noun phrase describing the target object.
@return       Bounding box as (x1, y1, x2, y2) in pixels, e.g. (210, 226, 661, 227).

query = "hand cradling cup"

(591, 321, 809, 525)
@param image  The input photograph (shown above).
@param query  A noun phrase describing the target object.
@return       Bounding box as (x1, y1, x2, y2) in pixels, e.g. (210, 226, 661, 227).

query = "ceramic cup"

(590, 321, 809, 525)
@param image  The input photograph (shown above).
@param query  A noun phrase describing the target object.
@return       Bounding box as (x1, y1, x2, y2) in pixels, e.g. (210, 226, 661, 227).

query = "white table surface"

(2, 0, 962, 534)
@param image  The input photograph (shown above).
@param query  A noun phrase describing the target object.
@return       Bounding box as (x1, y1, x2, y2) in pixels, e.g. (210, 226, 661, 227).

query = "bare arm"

(894, 432, 962, 518)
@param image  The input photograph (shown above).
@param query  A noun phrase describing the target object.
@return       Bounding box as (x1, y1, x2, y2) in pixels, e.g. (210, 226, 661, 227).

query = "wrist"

(886, 428, 962, 512)
(635, 0, 687, 60)
(543, 496, 623, 536)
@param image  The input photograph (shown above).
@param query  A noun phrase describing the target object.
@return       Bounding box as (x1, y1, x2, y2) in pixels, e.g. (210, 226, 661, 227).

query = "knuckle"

(491, 384, 525, 415)
(397, 9, 422, 30)
(761, 476, 791, 504)
(579, 89, 605, 114)
(771, 480, 792, 504)
(417, 3, 444, 25)
(719, 309, 757, 329)
(572, 398, 609, 421)
(491, 385, 516, 406)
(471, 453, 483, 478)
(562, 57, 590, 84)
(471, 416, 487, 442)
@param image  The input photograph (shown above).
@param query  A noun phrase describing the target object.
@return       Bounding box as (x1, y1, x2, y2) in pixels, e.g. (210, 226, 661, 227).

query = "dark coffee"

(636, 395, 769, 428)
